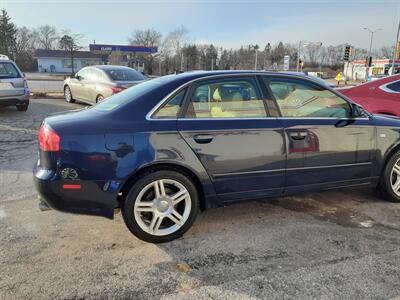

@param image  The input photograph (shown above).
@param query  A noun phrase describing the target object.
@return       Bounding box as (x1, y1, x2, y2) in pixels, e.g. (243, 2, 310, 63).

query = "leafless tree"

(33, 25, 58, 50)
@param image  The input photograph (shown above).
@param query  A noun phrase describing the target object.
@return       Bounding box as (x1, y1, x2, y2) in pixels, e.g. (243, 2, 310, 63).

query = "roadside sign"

(283, 55, 290, 71)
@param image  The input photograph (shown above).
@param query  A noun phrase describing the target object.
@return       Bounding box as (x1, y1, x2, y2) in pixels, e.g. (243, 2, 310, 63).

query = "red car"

(339, 74, 400, 116)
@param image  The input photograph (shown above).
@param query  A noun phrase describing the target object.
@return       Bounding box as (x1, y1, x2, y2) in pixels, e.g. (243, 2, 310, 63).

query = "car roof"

(153, 70, 332, 86)
(90, 65, 140, 71)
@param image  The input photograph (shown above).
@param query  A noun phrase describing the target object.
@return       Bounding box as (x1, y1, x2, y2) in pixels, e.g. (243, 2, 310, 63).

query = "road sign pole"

(391, 19, 400, 75)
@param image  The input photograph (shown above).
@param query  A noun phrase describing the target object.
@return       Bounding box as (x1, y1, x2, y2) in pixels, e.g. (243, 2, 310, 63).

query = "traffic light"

(365, 56, 372, 67)
(343, 45, 352, 61)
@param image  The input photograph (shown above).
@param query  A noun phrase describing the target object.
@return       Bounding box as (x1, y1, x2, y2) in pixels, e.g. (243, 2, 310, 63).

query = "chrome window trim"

(146, 72, 341, 121)
(151, 116, 370, 121)
(379, 79, 400, 94)
(146, 72, 370, 121)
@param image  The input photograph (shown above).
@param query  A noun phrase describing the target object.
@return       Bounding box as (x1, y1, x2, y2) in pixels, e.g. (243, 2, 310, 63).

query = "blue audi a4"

(34, 71, 400, 243)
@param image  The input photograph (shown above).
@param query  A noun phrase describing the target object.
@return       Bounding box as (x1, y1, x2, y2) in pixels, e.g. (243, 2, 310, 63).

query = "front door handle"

(193, 134, 214, 144)
(290, 132, 307, 140)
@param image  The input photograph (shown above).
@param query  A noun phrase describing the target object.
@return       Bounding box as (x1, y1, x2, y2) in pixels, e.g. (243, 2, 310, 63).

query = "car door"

(85, 68, 102, 103)
(262, 75, 375, 193)
(71, 68, 90, 101)
(176, 76, 286, 202)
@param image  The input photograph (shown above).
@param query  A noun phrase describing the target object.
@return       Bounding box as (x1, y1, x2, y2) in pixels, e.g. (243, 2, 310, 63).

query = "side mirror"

(75, 74, 81, 81)
(351, 104, 367, 118)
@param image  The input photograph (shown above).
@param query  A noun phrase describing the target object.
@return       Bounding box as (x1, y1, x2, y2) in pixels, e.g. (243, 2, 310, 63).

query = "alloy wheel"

(391, 158, 400, 196)
(133, 179, 191, 236)
(65, 87, 71, 102)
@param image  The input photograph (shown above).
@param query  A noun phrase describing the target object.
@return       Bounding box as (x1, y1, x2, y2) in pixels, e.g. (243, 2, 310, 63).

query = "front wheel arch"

(117, 163, 206, 211)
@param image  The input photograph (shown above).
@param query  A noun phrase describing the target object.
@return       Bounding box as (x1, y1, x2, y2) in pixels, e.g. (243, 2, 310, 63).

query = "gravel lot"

(1, 98, 400, 299)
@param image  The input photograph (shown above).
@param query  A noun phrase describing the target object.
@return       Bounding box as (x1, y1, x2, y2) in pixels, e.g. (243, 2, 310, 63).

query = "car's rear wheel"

(64, 86, 75, 103)
(96, 95, 104, 103)
(378, 152, 400, 202)
(122, 170, 199, 243)
(16, 103, 28, 111)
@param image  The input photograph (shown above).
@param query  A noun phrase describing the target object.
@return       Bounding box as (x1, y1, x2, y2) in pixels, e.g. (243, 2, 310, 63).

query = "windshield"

(105, 68, 146, 81)
(0, 62, 20, 79)
(94, 78, 164, 112)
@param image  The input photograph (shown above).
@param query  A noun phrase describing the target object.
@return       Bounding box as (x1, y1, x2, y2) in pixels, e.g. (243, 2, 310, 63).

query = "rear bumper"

(0, 92, 29, 107)
(33, 164, 119, 219)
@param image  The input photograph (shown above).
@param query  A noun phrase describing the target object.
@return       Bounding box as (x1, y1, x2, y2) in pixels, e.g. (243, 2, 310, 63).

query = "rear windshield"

(105, 68, 146, 81)
(0, 62, 20, 79)
(94, 77, 169, 112)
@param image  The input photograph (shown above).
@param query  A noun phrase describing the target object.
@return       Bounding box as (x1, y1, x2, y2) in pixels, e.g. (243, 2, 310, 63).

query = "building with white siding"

(35, 50, 106, 73)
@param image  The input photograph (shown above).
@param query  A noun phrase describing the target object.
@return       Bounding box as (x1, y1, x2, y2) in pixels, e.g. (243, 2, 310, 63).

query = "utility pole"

(363, 27, 382, 80)
(253, 44, 259, 70)
(296, 41, 302, 72)
(391, 19, 400, 75)
(254, 50, 258, 70)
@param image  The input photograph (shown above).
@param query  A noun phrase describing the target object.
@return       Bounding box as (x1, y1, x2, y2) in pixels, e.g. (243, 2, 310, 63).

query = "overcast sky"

(2, 0, 400, 50)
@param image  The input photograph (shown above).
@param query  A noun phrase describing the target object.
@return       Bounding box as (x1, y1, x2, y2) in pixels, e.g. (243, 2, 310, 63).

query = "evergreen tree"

(0, 10, 17, 57)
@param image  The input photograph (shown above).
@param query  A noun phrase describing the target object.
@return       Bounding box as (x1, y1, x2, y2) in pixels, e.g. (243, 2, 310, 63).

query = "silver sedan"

(63, 65, 147, 104)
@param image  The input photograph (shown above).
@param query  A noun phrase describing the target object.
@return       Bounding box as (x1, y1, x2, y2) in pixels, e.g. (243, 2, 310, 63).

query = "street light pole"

(391, 19, 400, 75)
(296, 41, 301, 72)
(363, 27, 382, 80)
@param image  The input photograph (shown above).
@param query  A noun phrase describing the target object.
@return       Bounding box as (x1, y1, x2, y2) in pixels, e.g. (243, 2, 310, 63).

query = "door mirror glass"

(352, 104, 367, 118)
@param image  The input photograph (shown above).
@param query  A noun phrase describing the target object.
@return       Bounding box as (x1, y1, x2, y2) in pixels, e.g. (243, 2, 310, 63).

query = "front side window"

(76, 68, 90, 80)
(185, 78, 266, 118)
(153, 89, 186, 119)
(265, 77, 351, 118)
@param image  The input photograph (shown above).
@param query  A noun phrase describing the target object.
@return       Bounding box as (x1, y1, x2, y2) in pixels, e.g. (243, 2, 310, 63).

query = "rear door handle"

(193, 134, 214, 144)
(290, 132, 307, 140)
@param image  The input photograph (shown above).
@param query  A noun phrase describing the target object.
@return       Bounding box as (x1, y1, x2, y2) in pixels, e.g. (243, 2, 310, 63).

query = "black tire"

(96, 95, 104, 103)
(122, 170, 200, 243)
(64, 86, 75, 103)
(378, 152, 400, 202)
(16, 103, 28, 111)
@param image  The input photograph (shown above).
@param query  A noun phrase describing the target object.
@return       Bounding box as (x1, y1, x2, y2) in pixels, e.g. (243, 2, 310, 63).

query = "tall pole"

(391, 19, 400, 75)
(296, 41, 301, 72)
(363, 27, 382, 80)
(254, 50, 258, 70)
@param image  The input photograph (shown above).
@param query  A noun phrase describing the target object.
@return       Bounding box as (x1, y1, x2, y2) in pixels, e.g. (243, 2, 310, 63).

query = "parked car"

(339, 74, 400, 116)
(63, 65, 147, 104)
(0, 56, 29, 111)
(35, 71, 400, 243)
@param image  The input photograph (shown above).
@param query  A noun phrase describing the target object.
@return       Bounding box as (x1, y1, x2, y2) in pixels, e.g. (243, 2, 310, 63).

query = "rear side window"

(0, 62, 20, 79)
(185, 77, 266, 118)
(105, 69, 146, 81)
(153, 89, 186, 119)
(386, 81, 400, 92)
(265, 77, 351, 118)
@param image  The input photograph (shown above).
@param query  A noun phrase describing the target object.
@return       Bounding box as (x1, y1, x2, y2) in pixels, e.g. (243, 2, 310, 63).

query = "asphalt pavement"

(1, 98, 400, 299)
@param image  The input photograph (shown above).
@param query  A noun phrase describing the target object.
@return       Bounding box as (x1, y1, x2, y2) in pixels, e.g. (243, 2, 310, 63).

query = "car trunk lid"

(0, 78, 25, 97)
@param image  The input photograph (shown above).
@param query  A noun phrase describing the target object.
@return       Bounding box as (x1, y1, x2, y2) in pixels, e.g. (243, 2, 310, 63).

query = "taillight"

(111, 86, 125, 94)
(38, 124, 60, 152)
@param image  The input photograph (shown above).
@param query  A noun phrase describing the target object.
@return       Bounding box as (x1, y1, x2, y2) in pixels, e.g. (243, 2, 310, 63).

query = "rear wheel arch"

(117, 162, 206, 211)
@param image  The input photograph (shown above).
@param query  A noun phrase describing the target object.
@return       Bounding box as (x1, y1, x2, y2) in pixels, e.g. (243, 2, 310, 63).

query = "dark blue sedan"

(34, 71, 400, 243)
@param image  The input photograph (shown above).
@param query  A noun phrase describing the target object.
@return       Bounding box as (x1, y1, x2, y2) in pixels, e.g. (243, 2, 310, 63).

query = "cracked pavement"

(1, 98, 400, 299)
